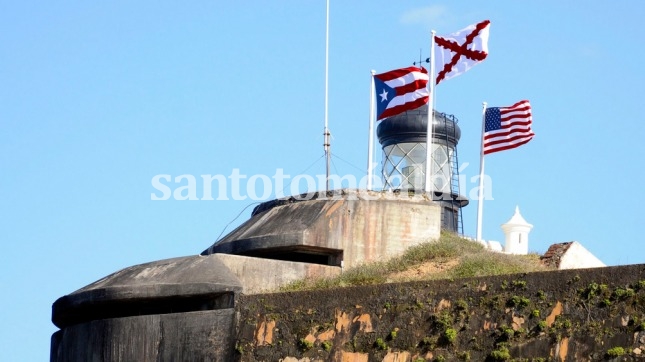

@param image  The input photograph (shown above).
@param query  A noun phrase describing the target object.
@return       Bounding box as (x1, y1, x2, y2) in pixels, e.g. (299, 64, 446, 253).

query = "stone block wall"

(234, 264, 645, 361)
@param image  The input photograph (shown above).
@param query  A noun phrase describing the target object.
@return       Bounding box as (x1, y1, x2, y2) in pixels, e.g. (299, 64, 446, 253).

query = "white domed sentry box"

(501, 206, 533, 255)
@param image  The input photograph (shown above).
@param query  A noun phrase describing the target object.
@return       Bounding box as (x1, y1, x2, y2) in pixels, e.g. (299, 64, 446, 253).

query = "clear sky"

(2, 1, 645, 360)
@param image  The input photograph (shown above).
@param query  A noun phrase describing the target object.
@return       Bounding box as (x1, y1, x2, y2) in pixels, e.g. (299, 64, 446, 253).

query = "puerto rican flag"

(373, 66, 430, 120)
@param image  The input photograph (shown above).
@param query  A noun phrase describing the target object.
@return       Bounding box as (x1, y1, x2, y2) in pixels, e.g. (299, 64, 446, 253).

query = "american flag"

(483, 100, 534, 155)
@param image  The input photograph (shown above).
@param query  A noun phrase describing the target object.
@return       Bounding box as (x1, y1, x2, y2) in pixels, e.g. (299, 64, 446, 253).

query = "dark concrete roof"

(52, 255, 242, 328)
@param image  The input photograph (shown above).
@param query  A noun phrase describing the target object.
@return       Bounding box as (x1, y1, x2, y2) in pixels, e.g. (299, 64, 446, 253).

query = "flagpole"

(424, 30, 436, 193)
(476, 102, 487, 242)
(367, 70, 376, 190)
(323, 0, 331, 192)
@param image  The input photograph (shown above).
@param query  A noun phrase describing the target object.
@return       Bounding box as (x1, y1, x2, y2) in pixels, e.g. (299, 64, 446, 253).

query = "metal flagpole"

(367, 70, 376, 190)
(323, 0, 331, 192)
(476, 102, 487, 242)
(424, 31, 437, 193)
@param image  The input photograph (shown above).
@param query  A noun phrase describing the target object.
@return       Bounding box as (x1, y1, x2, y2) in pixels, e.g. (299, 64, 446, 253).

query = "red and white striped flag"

(483, 100, 534, 155)
(373, 66, 429, 120)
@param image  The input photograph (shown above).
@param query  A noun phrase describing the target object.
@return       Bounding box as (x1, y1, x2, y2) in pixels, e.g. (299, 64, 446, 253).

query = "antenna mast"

(323, 0, 330, 192)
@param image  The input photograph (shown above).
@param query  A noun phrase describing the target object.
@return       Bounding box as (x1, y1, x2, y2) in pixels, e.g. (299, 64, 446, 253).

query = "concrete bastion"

(52, 259, 645, 361)
(51, 191, 633, 361)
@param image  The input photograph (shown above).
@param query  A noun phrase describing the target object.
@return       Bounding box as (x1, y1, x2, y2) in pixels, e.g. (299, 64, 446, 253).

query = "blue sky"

(2, 1, 644, 360)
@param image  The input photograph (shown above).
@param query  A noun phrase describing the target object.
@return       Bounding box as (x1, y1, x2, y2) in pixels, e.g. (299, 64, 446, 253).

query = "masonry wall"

(235, 264, 645, 361)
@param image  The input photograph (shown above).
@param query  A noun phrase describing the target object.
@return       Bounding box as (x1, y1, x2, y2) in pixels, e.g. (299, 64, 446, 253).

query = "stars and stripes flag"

(434, 20, 490, 85)
(483, 100, 534, 155)
(373, 66, 429, 120)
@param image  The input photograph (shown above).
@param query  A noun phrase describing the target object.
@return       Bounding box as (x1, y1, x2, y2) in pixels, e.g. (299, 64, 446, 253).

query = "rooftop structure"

(377, 104, 467, 233)
(501, 206, 533, 255)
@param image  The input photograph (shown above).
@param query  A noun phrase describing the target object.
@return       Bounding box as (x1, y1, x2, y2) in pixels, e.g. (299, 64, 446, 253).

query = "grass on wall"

(280, 232, 551, 292)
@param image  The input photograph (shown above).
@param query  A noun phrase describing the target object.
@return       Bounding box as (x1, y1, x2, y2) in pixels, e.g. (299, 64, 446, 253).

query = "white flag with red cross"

(434, 20, 490, 85)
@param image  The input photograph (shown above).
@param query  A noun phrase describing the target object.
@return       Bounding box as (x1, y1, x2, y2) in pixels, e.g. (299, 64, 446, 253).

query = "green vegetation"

(449, 252, 544, 280)
(321, 341, 332, 351)
(638, 280, 645, 290)
(419, 336, 436, 349)
(455, 299, 469, 311)
(536, 321, 547, 331)
(613, 287, 635, 299)
(434, 311, 454, 330)
(443, 328, 458, 344)
(580, 282, 608, 300)
(605, 346, 626, 357)
(497, 326, 515, 341)
(490, 346, 511, 360)
(298, 338, 314, 351)
(235, 343, 244, 354)
(536, 290, 546, 301)
(507, 295, 531, 309)
(374, 338, 387, 350)
(552, 316, 572, 330)
(281, 232, 552, 291)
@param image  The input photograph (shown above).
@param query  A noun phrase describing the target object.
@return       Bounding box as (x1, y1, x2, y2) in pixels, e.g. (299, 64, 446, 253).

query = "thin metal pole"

(476, 102, 487, 242)
(367, 70, 376, 190)
(424, 31, 436, 193)
(324, 0, 331, 191)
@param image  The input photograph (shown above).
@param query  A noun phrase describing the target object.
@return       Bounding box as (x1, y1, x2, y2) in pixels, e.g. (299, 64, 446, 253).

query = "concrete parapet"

(203, 190, 442, 269)
(213, 253, 341, 294)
